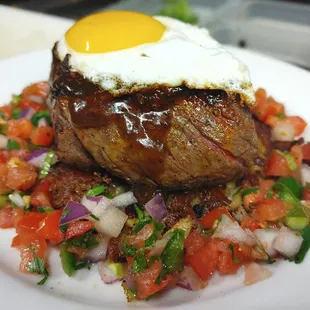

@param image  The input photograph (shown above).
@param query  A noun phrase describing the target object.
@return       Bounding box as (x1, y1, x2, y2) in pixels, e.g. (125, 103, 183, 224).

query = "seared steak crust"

(48, 45, 263, 190)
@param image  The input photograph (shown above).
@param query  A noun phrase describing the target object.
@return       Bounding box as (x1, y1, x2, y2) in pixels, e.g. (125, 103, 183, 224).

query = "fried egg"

(57, 11, 254, 103)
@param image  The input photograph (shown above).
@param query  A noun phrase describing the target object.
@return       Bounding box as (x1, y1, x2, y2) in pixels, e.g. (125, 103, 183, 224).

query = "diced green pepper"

(59, 243, 76, 277)
(86, 184, 105, 196)
(277, 176, 303, 199)
(0, 195, 9, 208)
(39, 150, 55, 179)
(284, 216, 309, 231)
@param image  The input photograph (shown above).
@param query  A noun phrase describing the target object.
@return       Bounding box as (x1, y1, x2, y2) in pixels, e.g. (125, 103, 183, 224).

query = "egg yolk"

(65, 11, 166, 54)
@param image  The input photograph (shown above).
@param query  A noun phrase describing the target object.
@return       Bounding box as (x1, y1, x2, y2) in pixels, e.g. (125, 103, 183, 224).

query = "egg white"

(57, 16, 254, 103)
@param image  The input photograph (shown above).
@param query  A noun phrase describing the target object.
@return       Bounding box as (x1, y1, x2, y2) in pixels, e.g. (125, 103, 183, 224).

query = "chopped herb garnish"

(276, 113, 286, 120)
(133, 204, 152, 233)
(147, 256, 160, 268)
(7, 139, 20, 150)
(27, 244, 49, 285)
(74, 261, 91, 270)
(242, 188, 259, 198)
(267, 253, 276, 264)
(276, 150, 297, 171)
(37, 206, 54, 213)
(293, 227, 310, 264)
(227, 244, 241, 263)
(65, 230, 98, 249)
(60, 224, 68, 233)
(144, 231, 158, 249)
(11, 94, 21, 104)
(132, 252, 148, 273)
(59, 243, 76, 277)
(0, 111, 8, 121)
(12, 108, 21, 119)
(276, 176, 303, 199)
(39, 150, 55, 179)
(86, 184, 105, 197)
(31, 111, 51, 127)
(90, 213, 100, 221)
(307, 182, 310, 189)
(201, 229, 214, 237)
(123, 242, 137, 257)
(61, 208, 71, 217)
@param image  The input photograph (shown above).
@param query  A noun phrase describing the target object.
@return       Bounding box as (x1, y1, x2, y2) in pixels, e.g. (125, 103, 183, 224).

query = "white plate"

(0, 47, 310, 310)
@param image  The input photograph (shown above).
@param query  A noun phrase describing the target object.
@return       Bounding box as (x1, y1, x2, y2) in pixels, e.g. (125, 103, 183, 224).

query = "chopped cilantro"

(61, 208, 71, 218)
(37, 206, 54, 213)
(7, 139, 20, 150)
(31, 111, 51, 127)
(65, 230, 98, 249)
(276, 113, 286, 120)
(0, 111, 8, 121)
(132, 252, 147, 273)
(12, 108, 21, 119)
(60, 224, 68, 233)
(122, 242, 137, 257)
(227, 244, 241, 264)
(133, 204, 152, 233)
(27, 244, 49, 285)
(294, 227, 310, 264)
(11, 94, 21, 104)
(90, 213, 100, 221)
(74, 261, 91, 270)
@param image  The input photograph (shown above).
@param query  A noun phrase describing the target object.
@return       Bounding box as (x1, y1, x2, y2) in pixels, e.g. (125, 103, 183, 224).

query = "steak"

(48, 46, 266, 190)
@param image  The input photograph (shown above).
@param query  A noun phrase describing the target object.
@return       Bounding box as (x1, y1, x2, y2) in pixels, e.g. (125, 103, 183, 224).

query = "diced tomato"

(243, 180, 275, 211)
(16, 212, 46, 235)
(126, 224, 154, 248)
(30, 192, 52, 208)
(31, 126, 54, 147)
(265, 151, 291, 177)
(32, 178, 52, 202)
(0, 164, 10, 194)
(184, 231, 204, 264)
(67, 245, 88, 257)
(188, 239, 219, 281)
(19, 98, 45, 112)
(18, 234, 47, 273)
(22, 82, 49, 99)
(201, 207, 232, 229)
(217, 240, 253, 275)
(7, 119, 34, 139)
(37, 210, 64, 243)
(302, 143, 310, 161)
(135, 260, 171, 300)
(265, 98, 284, 117)
(0, 207, 23, 229)
(252, 199, 288, 221)
(64, 220, 94, 240)
(241, 216, 262, 231)
(303, 186, 310, 200)
(0, 105, 13, 118)
(11, 235, 21, 247)
(6, 161, 37, 191)
(0, 151, 6, 164)
(3, 149, 31, 161)
(291, 144, 303, 168)
(266, 116, 307, 136)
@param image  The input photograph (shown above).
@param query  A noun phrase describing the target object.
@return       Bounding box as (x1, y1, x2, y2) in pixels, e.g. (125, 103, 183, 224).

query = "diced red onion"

(177, 266, 207, 291)
(59, 201, 91, 226)
(27, 95, 44, 104)
(123, 266, 136, 291)
(271, 123, 294, 142)
(273, 226, 303, 258)
(254, 228, 279, 257)
(91, 197, 128, 237)
(112, 191, 137, 208)
(145, 193, 167, 221)
(244, 262, 271, 286)
(20, 108, 35, 120)
(38, 118, 48, 127)
(25, 148, 48, 167)
(8, 192, 25, 208)
(98, 261, 121, 284)
(85, 235, 110, 263)
(0, 134, 8, 149)
(213, 216, 256, 246)
(301, 164, 310, 187)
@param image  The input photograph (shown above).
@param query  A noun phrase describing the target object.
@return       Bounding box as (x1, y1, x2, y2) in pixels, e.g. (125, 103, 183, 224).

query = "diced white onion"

(86, 235, 110, 263)
(254, 228, 279, 257)
(8, 192, 25, 208)
(112, 191, 137, 208)
(273, 226, 303, 258)
(301, 164, 310, 187)
(177, 266, 207, 291)
(91, 197, 128, 237)
(38, 118, 48, 127)
(244, 262, 271, 286)
(98, 261, 119, 284)
(27, 95, 44, 104)
(271, 123, 294, 142)
(0, 134, 8, 149)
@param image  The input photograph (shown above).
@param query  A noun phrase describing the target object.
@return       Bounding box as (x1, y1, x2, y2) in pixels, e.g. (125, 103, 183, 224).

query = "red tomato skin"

(22, 82, 49, 99)
(16, 212, 47, 235)
(184, 231, 205, 264)
(0, 151, 6, 164)
(201, 207, 232, 229)
(266, 151, 291, 177)
(64, 221, 94, 240)
(36, 210, 64, 243)
(7, 119, 34, 139)
(302, 143, 310, 161)
(188, 239, 219, 281)
(135, 260, 171, 300)
(30, 192, 52, 208)
(19, 98, 45, 112)
(241, 216, 262, 231)
(252, 199, 288, 221)
(303, 187, 310, 200)
(32, 178, 52, 202)
(31, 126, 54, 147)
(0, 105, 13, 118)
(0, 207, 23, 229)
(18, 234, 47, 273)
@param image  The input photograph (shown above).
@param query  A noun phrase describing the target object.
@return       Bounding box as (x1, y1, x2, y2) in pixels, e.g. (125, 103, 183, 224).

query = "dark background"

(1, 0, 310, 19)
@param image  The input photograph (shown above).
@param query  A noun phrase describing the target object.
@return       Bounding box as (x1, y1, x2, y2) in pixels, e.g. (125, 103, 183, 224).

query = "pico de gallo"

(1, 84, 310, 301)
